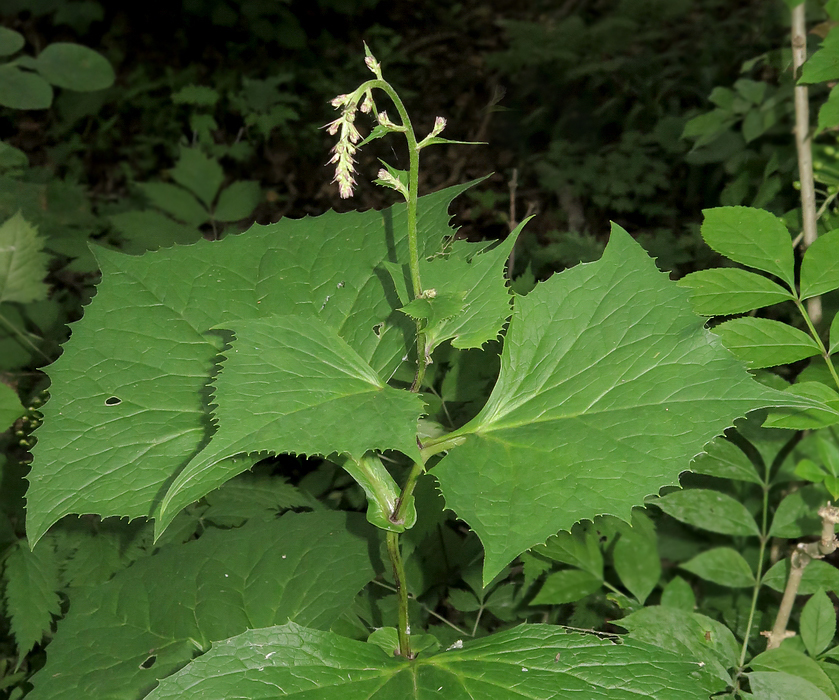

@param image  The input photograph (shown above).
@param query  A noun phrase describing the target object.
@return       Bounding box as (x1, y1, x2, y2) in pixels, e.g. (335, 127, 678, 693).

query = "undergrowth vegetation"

(4, 1, 839, 698)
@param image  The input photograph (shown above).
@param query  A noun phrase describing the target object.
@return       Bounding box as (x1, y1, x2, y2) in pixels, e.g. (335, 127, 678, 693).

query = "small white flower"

(377, 111, 399, 129)
(360, 92, 374, 114)
(430, 116, 446, 137)
(364, 54, 381, 76)
(376, 168, 408, 198)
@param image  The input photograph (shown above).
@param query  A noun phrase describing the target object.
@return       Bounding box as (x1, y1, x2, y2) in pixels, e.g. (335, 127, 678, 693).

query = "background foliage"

(3, 1, 839, 699)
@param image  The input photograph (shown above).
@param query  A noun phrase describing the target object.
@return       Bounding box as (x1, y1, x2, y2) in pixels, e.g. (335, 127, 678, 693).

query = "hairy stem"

(386, 530, 414, 658)
(356, 77, 428, 657)
(792, 3, 822, 324)
(357, 78, 428, 391)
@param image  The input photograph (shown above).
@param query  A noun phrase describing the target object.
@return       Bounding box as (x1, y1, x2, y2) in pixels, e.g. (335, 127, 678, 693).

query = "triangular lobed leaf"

(27, 183, 477, 544)
(419, 222, 524, 352)
(155, 314, 424, 535)
(144, 621, 725, 700)
(432, 224, 806, 585)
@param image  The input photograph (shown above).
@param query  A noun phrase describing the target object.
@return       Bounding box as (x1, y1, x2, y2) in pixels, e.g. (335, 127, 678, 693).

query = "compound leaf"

(432, 224, 804, 585)
(802, 28, 839, 84)
(0, 27, 24, 56)
(748, 671, 832, 700)
(653, 488, 760, 537)
(800, 229, 839, 299)
(170, 147, 224, 208)
(713, 317, 821, 369)
(700, 207, 795, 289)
(531, 569, 603, 605)
(801, 589, 836, 658)
(213, 180, 261, 222)
(137, 182, 209, 227)
(679, 547, 755, 588)
(27, 511, 375, 700)
(689, 437, 762, 484)
(678, 268, 793, 315)
(145, 622, 725, 700)
(27, 183, 476, 544)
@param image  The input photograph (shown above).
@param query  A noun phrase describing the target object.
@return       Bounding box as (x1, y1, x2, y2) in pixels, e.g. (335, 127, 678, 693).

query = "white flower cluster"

(325, 93, 362, 199)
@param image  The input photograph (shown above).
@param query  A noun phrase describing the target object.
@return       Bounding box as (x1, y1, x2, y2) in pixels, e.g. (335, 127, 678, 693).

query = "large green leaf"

(414, 225, 522, 353)
(0, 211, 49, 304)
(27, 182, 477, 544)
(145, 622, 725, 700)
(27, 511, 376, 700)
(432, 225, 802, 585)
(156, 315, 424, 534)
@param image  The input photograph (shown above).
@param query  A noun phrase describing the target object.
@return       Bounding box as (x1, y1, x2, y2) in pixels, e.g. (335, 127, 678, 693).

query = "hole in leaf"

(373, 322, 384, 338)
(139, 655, 156, 669)
(105, 396, 122, 406)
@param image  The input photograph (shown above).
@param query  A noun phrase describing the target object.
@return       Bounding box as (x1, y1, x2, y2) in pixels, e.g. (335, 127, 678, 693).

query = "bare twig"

(763, 503, 839, 649)
(792, 4, 823, 324)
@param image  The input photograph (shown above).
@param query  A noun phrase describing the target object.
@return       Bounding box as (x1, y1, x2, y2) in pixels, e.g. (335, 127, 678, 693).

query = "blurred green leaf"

(32, 42, 114, 91)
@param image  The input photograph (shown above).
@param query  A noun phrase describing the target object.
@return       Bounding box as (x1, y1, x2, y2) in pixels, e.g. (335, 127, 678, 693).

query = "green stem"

(354, 78, 427, 659)
(733, 441, 773, 694)
(386, 530, 414, 658)
(794, 298, 839, 391)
